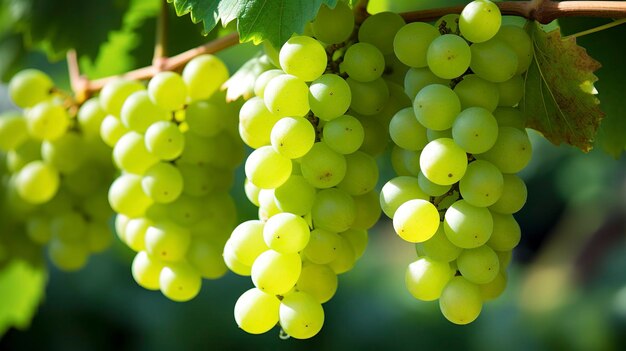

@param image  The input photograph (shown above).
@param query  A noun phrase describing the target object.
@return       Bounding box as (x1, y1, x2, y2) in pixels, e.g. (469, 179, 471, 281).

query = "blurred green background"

(1, 0, 626, 350)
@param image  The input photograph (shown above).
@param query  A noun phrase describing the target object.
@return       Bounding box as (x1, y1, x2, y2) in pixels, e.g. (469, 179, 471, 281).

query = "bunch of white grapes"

(381, 0, 533, 324)
(224, 0, 437, 339)
(0, 69, 116, 271)
(101, 54, 244, 302)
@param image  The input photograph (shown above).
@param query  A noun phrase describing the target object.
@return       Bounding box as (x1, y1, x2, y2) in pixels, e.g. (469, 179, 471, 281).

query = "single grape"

(457, 245, 500, 284)
(358, 12, 406, 55)
(444, 199, 493, 248)
(148, 71, 187, 111)
(470, 39, 519, 83)
(264, 74, 310, 117)
(309, 74, 352, 121)
(234, 288, 280, 334)
(311, 2, 354, 44)
(8, 69, 53, 108)
(263, 213, 310, 254)
(393, 199, 440, 243)
(270, 117, 316, 159)
(414, 84, 461, 131)
(451, 107, 499, 154)
(380, 176, 429, 218)
(427, 34, 471, 79)
(439, 276, 483, 325)
(420, 138, 468, 186)
(15, 160, 60, 204)
(279, 36, 327, 82)
(394, 23, 440, 68)
(279, 291, 324, 339)
(459, 0, 502, 43)
(300, 142, 347, 189)
(159, 262, 202, 302)
(405, 257, 453, 301)
(343, 42, 385, 82)
(251, 250, 301, 295)
(182, 54, 229, 101)
(322, 115, 364, 155)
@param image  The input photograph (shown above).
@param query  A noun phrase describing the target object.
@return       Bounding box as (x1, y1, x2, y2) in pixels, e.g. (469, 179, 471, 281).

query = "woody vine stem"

(67, 0, 626, 103)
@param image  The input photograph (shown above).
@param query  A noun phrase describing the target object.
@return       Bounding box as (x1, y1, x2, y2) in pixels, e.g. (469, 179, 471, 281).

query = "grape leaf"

(170, 0, 338, 48)
(0, 260, 47, 336)
(522, 22, 603, 153)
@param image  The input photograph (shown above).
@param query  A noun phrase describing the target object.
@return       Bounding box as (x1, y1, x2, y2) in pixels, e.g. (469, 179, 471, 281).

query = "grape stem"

(399, 1, 626, 24)
(152, 0, 170, 71)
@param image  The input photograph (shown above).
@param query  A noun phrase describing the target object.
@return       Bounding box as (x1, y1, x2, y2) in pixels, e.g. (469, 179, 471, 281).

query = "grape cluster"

(224, 1, 428, 339)
(381, 0, 532, 324)
(102, 55, 244, 302)
(0, 69, 115, 271)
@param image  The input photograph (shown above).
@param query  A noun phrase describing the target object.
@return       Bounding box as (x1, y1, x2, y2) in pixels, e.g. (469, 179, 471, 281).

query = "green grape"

(144, 221, 191, 262)
(439, 276, 483, 325)
(0, 112, 28, 151)
(393, 199, 439, 243)
(274, 175, 316, 216)
(48, 239, 89, 271)
(300, 142, 346, 189)
(185, 100, 224, 137)
(426, 34, 471, 79)
(405, 257, 453, 301)
(426, 128, 453, 142)
(403, 67, 448, 100)
(100, 115, 128, 147)
(327, 236, 355, 274)
(444, 199, 493, 248)
(322, 115, 364, 155)
(311, 2, 354, 44)
(476, 126, 532, 173)
(258, 189, 281, 222)
(303, 229, 341, 265)
(177, 163, 215, 197)
(182, 54, 229, 101)
(26, 216, 52, 244)
(340, 228, 368, 260)
(479, 272, 507, 301)
(487, 212, 521, 251)
(15, 160, 59, 204)
(419, 226, 462, 262)
(496, 249, 512, 269)
(62, 162, 104, 197)
(359, 117, 388, 156)
(253, 70, 283, 102)
(390, 146, 412, 176)
(352, 191, 382, 230)
(343, 43, 385, 82)
(187, 237, 228, 279)
(264, 74, 310, 117)
(141, 162, 183, 203)
(234, 287, 280, 334)
(82, 190, 115, 221)
(77, 98, 107, 139)
(394, 23, 440, 68)
(346, 77, 389, 116)
(459, 160, 503, 207)
(245, 146, 292, 189)
(457, 245, 500, 284)
(251, 250, 302, 295)
(296, 263, 338, 304)
(493, 107, 526, 130)
(400, 148, 422, 176)
(497, 75, 524, 107)
(132, 251, 164, 290)
(417, 171, 451, 197)
(26, 101, 69, 141)
(376, 81, 412, 125)
(379, 176, 429, 218)
(159, 262, 202, 302)
(414, 84, 461, 131)
(120, 90, 170, 133)
(452, 107, 499, 154)
(99, 79, 144, 116)
(494, 25, 533, 74)
(337, 152, 378, 196)
(168, 194, 203, 226)
(389, 107, 428, 151)
(41, 132, 85, 174)
(309, 74, 352, 121)
(279, 36, 327, 82)
(8, 69, 53, 108)
(244, 178, 262, 206)
(238, 96, 281, 148)
(271, 117, 316, 159)
(50, 211, 87, 242)
(312, 188, 356, 233)
(470, 39, 518, 83)
(489, 174, 527, 214)
(358, 12, 406, 55)
(144, 121, 185, 161)
(108, 174, 154, 218)
(148, 71, 187, 111)
(436, 14, 460, 34)
(124, 217, 151, 252)
(420, 138, 468, 185)
(223, 238, 252, 276)
(263, 213, 310, 254)
(113, 131, 159, 174)
(115, 214, 131, 242)
(459, 0, 502, 43)
(454, 74, 500, 112)
(86, 222, 113, 253)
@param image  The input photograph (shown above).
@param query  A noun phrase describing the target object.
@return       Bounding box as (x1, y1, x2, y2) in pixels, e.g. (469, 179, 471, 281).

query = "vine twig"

(152, 0, 170, 70)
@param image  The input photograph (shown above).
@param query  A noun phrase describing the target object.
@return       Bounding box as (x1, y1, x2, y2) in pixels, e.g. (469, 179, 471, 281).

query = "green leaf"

(0, 260, 47, 336)
(170, 0, 337, 48)
(522, 22, 604, 153)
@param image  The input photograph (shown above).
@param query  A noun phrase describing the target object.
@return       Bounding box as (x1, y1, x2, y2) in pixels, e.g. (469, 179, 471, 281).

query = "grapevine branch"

(67, 0, 626, 102)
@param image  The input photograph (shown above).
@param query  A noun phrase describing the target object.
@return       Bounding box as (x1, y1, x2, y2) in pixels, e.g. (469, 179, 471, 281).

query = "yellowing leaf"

(522, 22, 604, 152)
